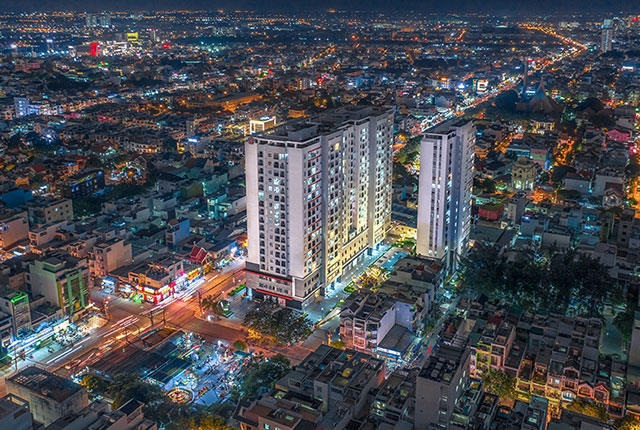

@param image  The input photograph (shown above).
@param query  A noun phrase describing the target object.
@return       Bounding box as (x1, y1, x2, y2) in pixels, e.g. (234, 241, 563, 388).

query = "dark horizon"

(1, 0, 637, 15)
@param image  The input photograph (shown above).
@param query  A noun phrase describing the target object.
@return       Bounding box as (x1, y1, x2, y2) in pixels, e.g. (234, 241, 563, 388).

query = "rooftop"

(8, 366, 85, 403)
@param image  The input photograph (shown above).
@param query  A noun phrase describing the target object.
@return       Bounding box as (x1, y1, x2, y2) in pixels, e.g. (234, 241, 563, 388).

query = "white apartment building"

(245, 105, 393, 308)
(601, 19, 614, 53)
(88, 238, 133, 282)
(416, 119, 474, 271)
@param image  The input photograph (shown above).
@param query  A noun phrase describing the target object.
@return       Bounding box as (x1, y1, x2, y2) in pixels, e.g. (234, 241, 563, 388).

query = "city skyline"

(2, 0, 638, 13)
(0, 6, 636, 430)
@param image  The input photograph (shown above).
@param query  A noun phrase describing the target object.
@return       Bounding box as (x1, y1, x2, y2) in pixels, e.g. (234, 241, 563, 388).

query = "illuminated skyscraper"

(99, 13, 111, 28)
(85, 13, 98, 28)
(245, 106, 393, 308)
(601, 19, 614, 53)
(416, 120, 475, 271)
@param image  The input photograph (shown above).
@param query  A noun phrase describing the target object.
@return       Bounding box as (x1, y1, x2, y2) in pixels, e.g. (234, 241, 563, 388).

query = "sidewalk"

(305, 245, 391, 323)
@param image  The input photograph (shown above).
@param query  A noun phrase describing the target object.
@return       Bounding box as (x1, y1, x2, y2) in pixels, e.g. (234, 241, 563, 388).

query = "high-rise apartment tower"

(245, 106, 393, 308)
(416, 119, 475, 271)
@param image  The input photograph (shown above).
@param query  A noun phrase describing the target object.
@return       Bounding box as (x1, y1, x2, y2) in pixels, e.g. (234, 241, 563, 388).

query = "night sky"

(2, 0, 637, 14)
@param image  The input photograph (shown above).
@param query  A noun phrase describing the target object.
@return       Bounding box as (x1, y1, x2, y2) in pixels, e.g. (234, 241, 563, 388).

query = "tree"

(614, 306, 635, 344)
(201, 296, 217, 312)
(73, 198, 102, 218)
(473, 178, 496, 194)
(565, 398, 608, 422)
(329, 340, 345, 349)
(80, 374, 109, 395)
(233, 340, 247, 351)
(359, 270, 382, 290)
(615, 415, 640, 430)
(460, 244, 506, 297)
(243, 305, 313, 346)
(493, 90, 519, 112)
(145, 403, 231, 430)
(482, 369, 516, 400)
(461, 246, 617, 316)
(162, 138, 178, 152)
(107, 374, 164, 409)
(168, 409, 233, 430)
(235, 354, 291, 401)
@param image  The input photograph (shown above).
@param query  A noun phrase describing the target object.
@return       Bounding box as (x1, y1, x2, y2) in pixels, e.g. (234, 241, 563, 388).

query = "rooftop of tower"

(427, 118, 473, 135)
(254, 105, 392, 144)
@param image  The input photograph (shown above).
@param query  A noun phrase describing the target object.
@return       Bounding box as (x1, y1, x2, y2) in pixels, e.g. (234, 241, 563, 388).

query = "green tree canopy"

(234, 354, 291, 401)
(243, 305, 313, 346)
(461, 245, 617, 316)
(107, 374, 164, 409)
(482, 369, 516, 400)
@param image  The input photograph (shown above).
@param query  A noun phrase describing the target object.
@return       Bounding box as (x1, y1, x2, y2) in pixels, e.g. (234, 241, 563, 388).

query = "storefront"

(6, 318, 72, 358)
(136, 283, 176, 305)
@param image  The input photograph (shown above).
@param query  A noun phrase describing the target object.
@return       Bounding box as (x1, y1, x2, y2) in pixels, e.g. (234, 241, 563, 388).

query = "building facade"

(0, 212, 28, 250)
(416, 119, 475, 271)
(24, 198, 73, 226)
(88, 238, 133, 282)
(6, 366, 88, 427)
(245, 105, 393, 308)
(27, 250, 90, 320)
(60, 169, 105, 199)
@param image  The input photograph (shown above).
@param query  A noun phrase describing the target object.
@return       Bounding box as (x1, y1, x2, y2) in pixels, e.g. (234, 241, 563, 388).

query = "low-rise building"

(278, 345, 384, 429)
(0, 211, 28, 251)
(27, 250, 90, 320)
(0, 394, 32, 430)
(464, 300, 624, 418)
(415, 344, 471, 430)
(88, 238, 132, 282)
(112, 254, 184, 304)
(44, 398, 156, 430)
(511, 157, 539, 191)
(60, 169, 105, 199)
(24, 198, 73, 226)
(6, 366, 88, 427)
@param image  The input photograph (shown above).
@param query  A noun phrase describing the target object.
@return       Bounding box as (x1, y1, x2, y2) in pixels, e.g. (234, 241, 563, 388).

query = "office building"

(85, 13, 110, 28)
(245, 105, 393, 308)
(98, 13, 111, 28)
(85, 13, 97, 27)
(6, 366, 88, 427)
(601, 19, 614, 53)
(416, 119, 475, 271)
